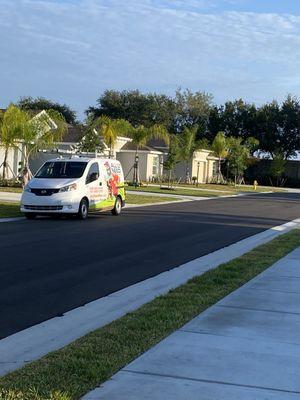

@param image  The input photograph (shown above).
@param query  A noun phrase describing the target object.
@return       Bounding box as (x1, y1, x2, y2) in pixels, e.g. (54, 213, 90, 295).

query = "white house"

(116, 142, 164, 182)
(0, 109, 57, 180)
(172, 149, 219, 183)
(1, 113, 218, 184)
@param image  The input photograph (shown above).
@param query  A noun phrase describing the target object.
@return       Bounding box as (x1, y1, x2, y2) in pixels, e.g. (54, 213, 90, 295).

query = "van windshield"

(35, 161, 88, 179)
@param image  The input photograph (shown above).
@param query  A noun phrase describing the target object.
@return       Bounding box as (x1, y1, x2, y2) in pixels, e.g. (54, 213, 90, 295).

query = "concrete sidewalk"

(84, 247, 300, 399)
(0, 191, 21, 202)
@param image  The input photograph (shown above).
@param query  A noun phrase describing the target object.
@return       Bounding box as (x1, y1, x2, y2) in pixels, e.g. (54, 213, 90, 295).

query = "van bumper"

(20, 192, 81, 214)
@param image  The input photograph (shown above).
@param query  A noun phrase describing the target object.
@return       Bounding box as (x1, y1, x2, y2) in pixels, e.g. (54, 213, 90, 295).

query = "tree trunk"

(217, 157, 222, 184)
(2, 147, 9, 180)
(185, 161, 190, 184)
(133, 148, 140, 186)
(168, 169, 172, 189)
(22, 148, 32, 187)
(109, 142, 113, 159)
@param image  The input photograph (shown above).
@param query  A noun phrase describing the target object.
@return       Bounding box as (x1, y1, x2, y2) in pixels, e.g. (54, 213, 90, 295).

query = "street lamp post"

(133, 154, 139, 187)
(196, 161, 200, 187)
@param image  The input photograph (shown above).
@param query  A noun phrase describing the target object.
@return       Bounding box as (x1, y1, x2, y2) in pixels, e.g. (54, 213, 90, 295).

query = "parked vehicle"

(20, 157, 125, 219)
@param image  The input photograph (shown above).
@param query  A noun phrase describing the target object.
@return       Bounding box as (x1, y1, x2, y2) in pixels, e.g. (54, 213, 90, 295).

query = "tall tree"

(211, 131, 228, 183)
(87, 90, 176, 129)
(179, 126, 200, 183)
(129, 124, 169, 185)
(0, 105, 24, 179)
(269, 155, 287, 187)
(163, 134, 181, 188)
(17, 109, 67, 185)
(256, 96, 300, 160)
(77, 127, 105, 154)
(18, 96, 77, 124)
(227, 137, 259, 185)
(92, 115, 132, 158)
(173, 88, 213, 135)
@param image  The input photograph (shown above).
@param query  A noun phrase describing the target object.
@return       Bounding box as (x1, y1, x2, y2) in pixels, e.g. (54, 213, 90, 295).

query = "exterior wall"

(191, 160, 207, 183)
(172, 160, 193, 182)
(116, 152, 136, 181)
(116, 151, 163, 182)
(0, 145, 23, 179)
(171, 150, 218, 183)
(207, 159, 218, 181)
(147, 153, 163, 181)
(116, 152, 148, 181)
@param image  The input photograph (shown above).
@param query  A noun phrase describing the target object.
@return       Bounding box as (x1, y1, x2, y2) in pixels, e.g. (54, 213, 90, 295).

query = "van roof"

(46, 157, 119, 163)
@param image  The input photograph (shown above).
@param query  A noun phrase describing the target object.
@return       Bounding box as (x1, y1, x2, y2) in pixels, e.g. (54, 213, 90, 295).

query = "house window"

(212, 161, 218, 176)
(152, 156, 159, 175)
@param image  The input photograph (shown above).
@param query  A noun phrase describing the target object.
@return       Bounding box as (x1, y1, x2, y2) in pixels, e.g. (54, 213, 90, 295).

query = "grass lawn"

(127, 185, 230, 197)
(147, 183, 284, 193)
(0, 202, 21, 218)
(1, 229, 300, 400)
(126, 193, 179, 204)
(0, 187, 22, 193)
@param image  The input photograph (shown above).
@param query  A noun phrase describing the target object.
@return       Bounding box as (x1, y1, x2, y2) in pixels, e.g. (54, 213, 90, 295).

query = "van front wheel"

(25, 213, 36, 220)
(78, 198, 89, 220)
(112, 197, 122, 216)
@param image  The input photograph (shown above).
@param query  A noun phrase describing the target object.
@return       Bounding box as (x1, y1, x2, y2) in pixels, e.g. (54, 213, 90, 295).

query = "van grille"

(24, 205, 63, 211)
(31, 188, 60, 196)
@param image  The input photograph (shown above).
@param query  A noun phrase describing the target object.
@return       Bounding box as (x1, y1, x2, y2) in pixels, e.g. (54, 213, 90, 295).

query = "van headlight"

(24, 185, 31, 193)
(59, 183, 77, 192)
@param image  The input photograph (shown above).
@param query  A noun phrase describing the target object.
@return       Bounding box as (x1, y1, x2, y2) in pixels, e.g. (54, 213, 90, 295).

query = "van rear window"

(35, 161, 88, 179)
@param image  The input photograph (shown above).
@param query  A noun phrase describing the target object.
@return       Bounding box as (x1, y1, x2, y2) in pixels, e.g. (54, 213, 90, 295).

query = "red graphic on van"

(104, 161, 120, 197)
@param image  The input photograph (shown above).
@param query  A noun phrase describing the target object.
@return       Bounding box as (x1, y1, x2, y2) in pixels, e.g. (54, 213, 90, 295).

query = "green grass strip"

(1, 229, 300, 400)
(127, 185, 229, 197)
(126, 193, 179, 204)
(0, 203, 22, 218)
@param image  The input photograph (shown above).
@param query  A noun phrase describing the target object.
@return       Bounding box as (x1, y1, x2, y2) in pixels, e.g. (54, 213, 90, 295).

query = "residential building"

(1, 114, 218, 183)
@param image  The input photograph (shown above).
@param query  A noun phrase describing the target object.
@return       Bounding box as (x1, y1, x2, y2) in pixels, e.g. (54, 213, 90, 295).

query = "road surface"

(0, 192, 299, 339)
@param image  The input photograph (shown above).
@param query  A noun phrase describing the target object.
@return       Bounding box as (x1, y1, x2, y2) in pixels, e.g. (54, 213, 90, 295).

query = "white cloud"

(1, 0, 300, 118)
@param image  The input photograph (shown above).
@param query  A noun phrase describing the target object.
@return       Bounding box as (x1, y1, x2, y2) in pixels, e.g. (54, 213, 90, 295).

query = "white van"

(20, 157, 126, 220)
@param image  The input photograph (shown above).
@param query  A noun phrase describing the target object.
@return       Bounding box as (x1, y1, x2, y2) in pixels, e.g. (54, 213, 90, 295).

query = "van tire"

(112, 197, 122, 216)
(25, 213, 36, 220)
(78, 198, 89, 220)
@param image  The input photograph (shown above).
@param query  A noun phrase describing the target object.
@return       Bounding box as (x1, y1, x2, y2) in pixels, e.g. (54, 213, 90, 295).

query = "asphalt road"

(1, 192, 300, 339)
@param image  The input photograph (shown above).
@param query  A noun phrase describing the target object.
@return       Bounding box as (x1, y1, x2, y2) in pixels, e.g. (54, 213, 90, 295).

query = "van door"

(85, 162, 101, 210)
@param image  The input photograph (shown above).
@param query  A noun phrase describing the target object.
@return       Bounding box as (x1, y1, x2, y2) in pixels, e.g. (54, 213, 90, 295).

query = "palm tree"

(0, 105, 24, 180)
(211, 131, 228, 183)
(130, 124, 169, 185)
(179, 126, 198, 183)
(164, 134, 181, 188)
(17, 109, 67, 186)
(92, 116, 131, 158)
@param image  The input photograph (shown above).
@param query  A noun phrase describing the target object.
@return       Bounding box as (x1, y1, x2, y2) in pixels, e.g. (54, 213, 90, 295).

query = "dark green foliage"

(77, 128, 104, 153)
(18, 97, 77, 125)
(86, 90, 176, 129)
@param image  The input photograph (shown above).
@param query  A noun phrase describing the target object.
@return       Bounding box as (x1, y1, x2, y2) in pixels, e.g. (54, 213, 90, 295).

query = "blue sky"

(1, 0, 300, 120)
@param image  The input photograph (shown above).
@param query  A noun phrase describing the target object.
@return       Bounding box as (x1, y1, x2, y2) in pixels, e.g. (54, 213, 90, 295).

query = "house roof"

(147, 138, 168, 149)
(120, 141, 163, 153)
(61, 124, 85, 143)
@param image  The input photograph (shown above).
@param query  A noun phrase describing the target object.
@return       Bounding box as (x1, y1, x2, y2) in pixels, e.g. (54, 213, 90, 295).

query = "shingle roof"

(61, 124, 85, 143)
(147, 138, 168, 149)
(121, 141, 163, 152)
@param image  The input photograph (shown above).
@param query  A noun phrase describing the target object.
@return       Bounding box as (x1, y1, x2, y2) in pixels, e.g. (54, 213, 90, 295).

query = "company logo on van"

(110, 164, 121, 174)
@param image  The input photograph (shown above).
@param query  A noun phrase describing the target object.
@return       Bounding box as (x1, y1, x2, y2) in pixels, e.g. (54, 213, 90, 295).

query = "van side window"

(86, 162, 99, 184)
